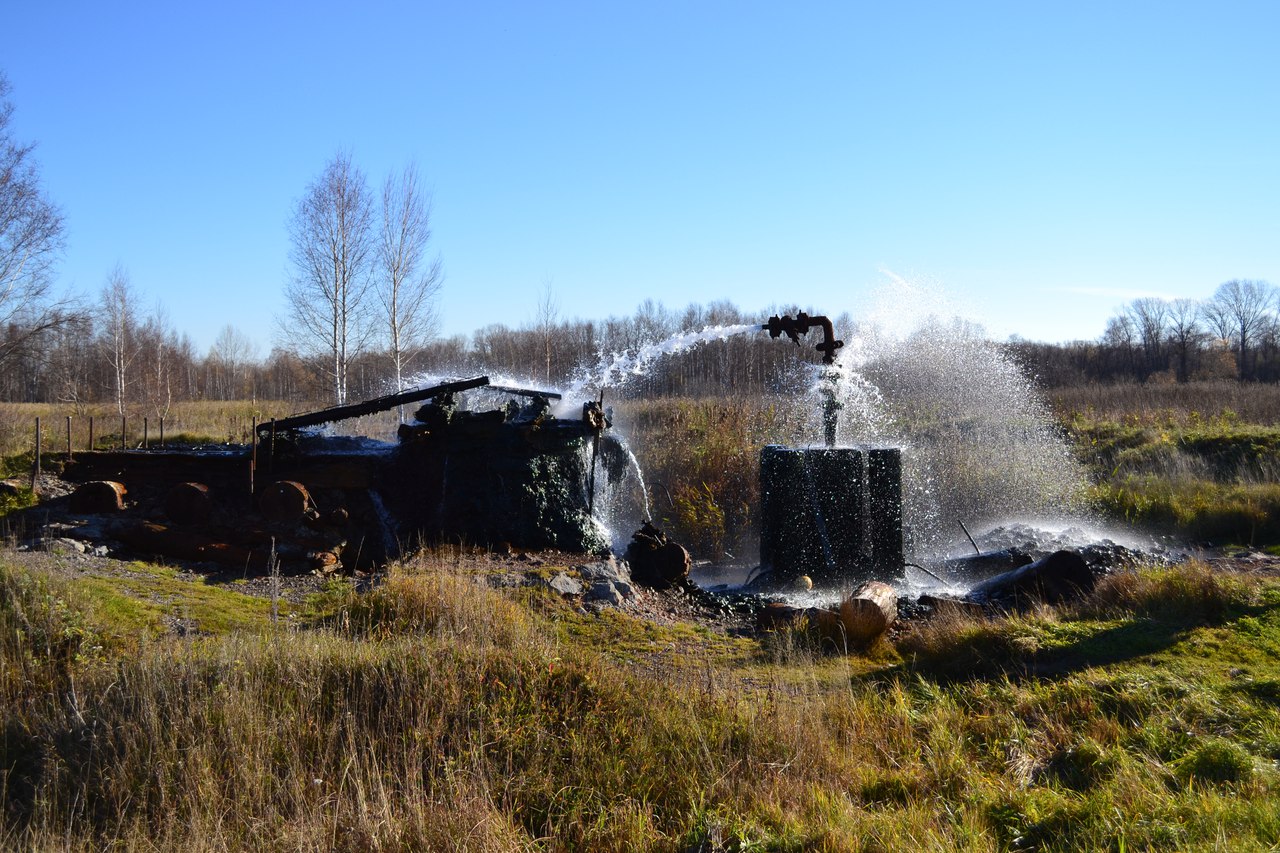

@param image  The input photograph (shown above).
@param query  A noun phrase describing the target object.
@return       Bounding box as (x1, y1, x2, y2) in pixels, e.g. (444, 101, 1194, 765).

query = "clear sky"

(6, 1, 1278, 355)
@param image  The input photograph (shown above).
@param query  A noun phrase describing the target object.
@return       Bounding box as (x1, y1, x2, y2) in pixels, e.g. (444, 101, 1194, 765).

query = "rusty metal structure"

(58, 377, 620, 573)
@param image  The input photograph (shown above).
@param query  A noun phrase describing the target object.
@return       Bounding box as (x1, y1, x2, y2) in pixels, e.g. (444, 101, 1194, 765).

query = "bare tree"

(1201, 279, 1275, 380)
(0, 72, 73, 368)
(137, 303, 179, 417)
(1165, 298, 1204, 383)
(1102, 313, 1137, 377)
(1126, 297, 1169, 380)
(209, 323, 258, 401)
(534, 279, 559, 383)
(97, 265, 138, 416)
(377, 163, 442, 403)
(283, 153, 374, 404)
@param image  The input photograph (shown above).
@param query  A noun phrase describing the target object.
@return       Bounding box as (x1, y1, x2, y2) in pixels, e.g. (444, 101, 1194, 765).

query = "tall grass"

(620, 397, 807, 558)
(0, 400, 319, 459)
(1049, 380, 1280, 427)
(1057, 383, 1280, 545)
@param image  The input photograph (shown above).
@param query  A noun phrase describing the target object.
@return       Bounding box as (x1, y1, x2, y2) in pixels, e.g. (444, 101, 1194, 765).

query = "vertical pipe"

(250, 417, 257, 500)
(31, 418, 41, 491)
(143, 417, 149, 450)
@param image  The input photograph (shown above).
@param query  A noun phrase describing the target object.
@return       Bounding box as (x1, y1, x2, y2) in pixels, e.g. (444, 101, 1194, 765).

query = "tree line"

(1009, 279, 1279, 387)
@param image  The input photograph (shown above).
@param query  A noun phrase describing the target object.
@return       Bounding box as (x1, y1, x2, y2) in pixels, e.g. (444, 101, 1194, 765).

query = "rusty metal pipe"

(762, 312, 844, 364)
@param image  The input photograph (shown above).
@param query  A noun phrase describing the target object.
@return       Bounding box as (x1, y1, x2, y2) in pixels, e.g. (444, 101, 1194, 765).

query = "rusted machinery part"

(488, 384, 563, 400)
(761, 312, 844, 364)
(260, 376, 490, 436)
(259, 480, 313, 524)
(165, 482, 212, 526)
(70, 480, 127, 514)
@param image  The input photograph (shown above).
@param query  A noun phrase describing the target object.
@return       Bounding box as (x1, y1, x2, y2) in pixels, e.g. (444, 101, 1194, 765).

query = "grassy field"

(1049, 383, 1280, 548)
(1, 550, 1278, 850)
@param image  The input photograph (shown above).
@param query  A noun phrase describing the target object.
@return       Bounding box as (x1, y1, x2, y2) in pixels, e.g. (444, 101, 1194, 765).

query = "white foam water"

(557, 323, 758, 409)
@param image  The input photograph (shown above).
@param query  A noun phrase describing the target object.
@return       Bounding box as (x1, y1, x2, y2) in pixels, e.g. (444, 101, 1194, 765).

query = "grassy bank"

(1054, 383, 1280, 546)
(2, 550, 1279, 850)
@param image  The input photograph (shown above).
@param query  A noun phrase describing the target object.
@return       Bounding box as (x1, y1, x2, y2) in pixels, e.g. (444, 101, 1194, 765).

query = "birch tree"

(283, 153, 374, 404)
(97, 265, 138, 416)
(377, 163, 442, 404)
(0, 72, 72, 368)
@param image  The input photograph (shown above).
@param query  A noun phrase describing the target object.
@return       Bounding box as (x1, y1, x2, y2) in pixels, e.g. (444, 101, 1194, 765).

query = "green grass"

(1063, 407, 1280, 546)
(2, 554, 1280, 850)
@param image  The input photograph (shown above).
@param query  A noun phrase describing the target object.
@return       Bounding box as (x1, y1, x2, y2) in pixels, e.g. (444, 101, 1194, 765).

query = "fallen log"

(967, 549, 1093, 605)
(942, 548, 1033, 582)
(839, 580, 898, 643)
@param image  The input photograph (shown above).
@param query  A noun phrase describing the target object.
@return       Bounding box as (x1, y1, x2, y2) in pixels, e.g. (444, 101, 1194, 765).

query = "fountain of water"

(745, 280, 1100, 597)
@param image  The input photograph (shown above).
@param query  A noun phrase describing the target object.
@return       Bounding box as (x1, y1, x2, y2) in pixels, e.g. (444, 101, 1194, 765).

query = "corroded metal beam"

(259, 376, 491, 435)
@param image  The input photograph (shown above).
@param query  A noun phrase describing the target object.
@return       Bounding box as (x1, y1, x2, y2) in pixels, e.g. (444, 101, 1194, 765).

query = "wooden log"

(165, 482, 212, 526)
(966, 550, 1093, 605)
(757, 601, 805, 631)
(259, 480, 312, 523)
(839, 580, 898, 644)
(70, 480, 127, 514)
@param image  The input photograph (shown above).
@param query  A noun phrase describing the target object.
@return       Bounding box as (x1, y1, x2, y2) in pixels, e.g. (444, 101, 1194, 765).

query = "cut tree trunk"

(839, 580, 898, 643)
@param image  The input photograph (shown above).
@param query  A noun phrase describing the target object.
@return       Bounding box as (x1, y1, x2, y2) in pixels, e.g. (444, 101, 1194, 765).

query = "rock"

(547, 572, 583, 596)
(757, 601, 804, 631)
(625, 521, 691, 590)
(584, 580, 625, 607)
(45, 537, 86, 555)
(575, 558, 632, 585)
(70, 481, 127, 514)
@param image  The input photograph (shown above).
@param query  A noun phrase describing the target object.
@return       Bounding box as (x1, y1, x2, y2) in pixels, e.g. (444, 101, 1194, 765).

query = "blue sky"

(6, 1, 1278, 354)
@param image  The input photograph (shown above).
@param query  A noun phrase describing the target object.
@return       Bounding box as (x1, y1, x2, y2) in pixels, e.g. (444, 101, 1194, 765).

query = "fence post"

(250, 417, 257, 500)
(89, 416, 94, 452)
(120, 415, 126, 451)
(66, 415, 72, 462)
(160, 416, 165, 448)
(143, 417, 149, 450)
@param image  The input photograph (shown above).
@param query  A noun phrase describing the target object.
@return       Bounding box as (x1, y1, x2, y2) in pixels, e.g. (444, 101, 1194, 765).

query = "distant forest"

(1, 279, 1277, 410)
